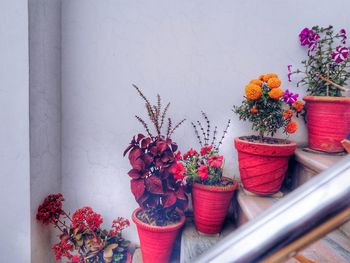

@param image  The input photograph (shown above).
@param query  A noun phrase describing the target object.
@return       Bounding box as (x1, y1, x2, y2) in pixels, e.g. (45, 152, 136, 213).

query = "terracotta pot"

(192, 177, 238, 234)
(132, 208, 185, 263)
(234, 137, 296, 195)
(303, 96, 350, 153)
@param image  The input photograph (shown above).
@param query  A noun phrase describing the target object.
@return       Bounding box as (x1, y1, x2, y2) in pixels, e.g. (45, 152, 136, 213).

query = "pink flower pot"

(132, 208, 185, 263)
(303, 96, 350, 153)
(234, 137, 296, 195)
(192, 177, 238, 234)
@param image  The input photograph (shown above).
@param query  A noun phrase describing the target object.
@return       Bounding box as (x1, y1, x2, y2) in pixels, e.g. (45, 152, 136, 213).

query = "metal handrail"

(194, 155, 350, 263)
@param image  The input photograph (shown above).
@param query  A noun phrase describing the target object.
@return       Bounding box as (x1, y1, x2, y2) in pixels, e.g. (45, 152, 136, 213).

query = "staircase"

(132, 148, 350, 263)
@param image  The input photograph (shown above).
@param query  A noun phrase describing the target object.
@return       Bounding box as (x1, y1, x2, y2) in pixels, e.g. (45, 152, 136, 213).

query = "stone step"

(180, 217, 235, 263)
(291, 148, 350, 238)
(238, 190, 350, 263)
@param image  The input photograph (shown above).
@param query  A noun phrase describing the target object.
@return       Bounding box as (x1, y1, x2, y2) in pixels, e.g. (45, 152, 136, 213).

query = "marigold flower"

(267, 77, 281, 89)
(250, 107, 258, 114)
(268, 88, 284, 100)
(285, 121, 298, 134)
(198, 165, 209, 180)
(292, 101, 304, 112)
(245, 84, 262, 100)
(208, 155, 223, 168)
(250, 79, 263, 87)
(263, 73, 278, 82)
(283, 109, 294, 119)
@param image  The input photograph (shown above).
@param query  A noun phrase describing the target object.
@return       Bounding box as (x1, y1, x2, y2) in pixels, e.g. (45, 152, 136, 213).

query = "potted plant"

(233, 73, 304, 195)
(36, 193, 131, 263)
(288, 25, 350, 152)
(124, 85, 188, 263)
(180, 112, 237, 234)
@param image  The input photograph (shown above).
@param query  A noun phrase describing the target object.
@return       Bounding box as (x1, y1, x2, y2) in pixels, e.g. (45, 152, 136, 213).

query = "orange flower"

(250, 79, 263, 87)
(263, 73, 278, 82)
(292, 101, 304, 112)
(259, 75, 265, 81)
(250, 107, 258, 114)
(267, 77, 281, 89)
(283, 109, 293, 119)
(268, 88, 284, 99)
(285, 121, 298, 134)
(245, 84, 262, 100)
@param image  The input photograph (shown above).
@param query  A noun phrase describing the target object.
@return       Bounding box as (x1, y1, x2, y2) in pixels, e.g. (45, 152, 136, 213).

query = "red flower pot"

(192, 177, 238, 234)
(132, 208, 185, 263)
(234, 137, 296, 195)
(303, 96, 350, 153)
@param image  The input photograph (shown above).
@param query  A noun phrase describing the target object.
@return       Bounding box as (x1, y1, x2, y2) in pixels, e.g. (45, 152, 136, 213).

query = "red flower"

(200, 145, 212, 156)
(69, 255, 82, 263)
(175, 151, 181, 161)
(52, 239, 73, 261)
(170, 162, 186, 180)
(208, 155, 223, 168)
(183, 148, 198, 160)
(109, 217, 130, 237)
(36, 193, 65, 225)
(72, 207, 103, 231)
(198, 165, 209, 180)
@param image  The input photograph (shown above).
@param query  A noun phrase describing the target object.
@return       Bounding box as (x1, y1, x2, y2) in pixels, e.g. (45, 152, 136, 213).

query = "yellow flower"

(263, 73, 278, 82)
(250, 79, 263, 87)
(285, 121, 298, 134)
(283, 109, 293, 119)
(268, 88, 284, 100)
(267, 77, 281, 89)
(292, 101, 304, 112)
(245, 84, 262, 100)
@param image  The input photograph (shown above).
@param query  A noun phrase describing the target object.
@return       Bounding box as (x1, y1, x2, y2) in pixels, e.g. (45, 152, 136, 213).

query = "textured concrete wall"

(0, 0, 30, 261)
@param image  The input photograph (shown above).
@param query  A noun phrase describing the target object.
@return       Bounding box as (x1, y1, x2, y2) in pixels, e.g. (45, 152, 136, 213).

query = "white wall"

(61, 0, 350, 244)
(0, 0, 30, 261)
(29, 0, 62, 262)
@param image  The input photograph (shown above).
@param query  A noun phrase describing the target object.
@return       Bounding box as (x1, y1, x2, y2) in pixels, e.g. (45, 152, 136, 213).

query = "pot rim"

(235, 136, 297, 147)
(132, 207, 185, 233)
(303, 95, 350, 103)
(192, 177, 238, 192)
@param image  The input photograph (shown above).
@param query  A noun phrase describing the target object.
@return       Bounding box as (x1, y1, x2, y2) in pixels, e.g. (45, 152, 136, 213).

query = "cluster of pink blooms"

(72, 206, 104, 231)
(109, 217, 130, 237)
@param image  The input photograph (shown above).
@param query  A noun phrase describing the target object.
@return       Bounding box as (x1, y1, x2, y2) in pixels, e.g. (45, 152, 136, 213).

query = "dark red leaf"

(145, 175, 164, 194)
(123, 144, 134, 157)
(136, 134, 145, 143)
(128, 169, 143, 179)
(129, 148, 145, 170)
(162, 192, 177, 208)
(137, 193, 150, 208)
(141, 137, 151, 149)
(144, 195, 160, 209)
(142, 153, 153, 167)
(156, 141, 168, 154)
(175, 188, 187, 200)
(130, 179, 145, 200)
(171, 143, 178, 152)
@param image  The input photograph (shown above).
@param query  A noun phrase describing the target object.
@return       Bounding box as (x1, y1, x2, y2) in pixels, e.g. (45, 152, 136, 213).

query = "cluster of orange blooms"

(244, 73, 303, 134)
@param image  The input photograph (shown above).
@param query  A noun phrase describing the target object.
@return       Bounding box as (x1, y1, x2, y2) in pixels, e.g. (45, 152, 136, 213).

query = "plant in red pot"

(180, 112, 237, 234)
(288, 25, 350, 153)
(233, 73, 304, 195)
(124, 85, 188, 263)
(36, 193, 132, 263)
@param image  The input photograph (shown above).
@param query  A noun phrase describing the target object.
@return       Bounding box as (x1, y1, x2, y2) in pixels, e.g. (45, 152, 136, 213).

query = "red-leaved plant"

(36, 194, 130, 263)
(124, 86, 188, 226)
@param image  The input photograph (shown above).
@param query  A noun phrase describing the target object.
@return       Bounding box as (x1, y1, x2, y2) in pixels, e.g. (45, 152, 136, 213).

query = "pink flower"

(331, 46, 349, 63)
(299, 27, 320, 51)
(208, 155, 223, 168)
(200, 145, 212, 156)
(340, 29, 347, 44)
(287, 65, 293, 82)
(183, 148, 198, 160)
(170, 162, 186, 180)
(283, 89, 299, 105)
(198, 165, 208, 180)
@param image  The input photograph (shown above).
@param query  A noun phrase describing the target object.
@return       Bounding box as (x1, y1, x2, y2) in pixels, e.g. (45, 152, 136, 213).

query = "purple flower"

(299, 27, 320, 51)
(331, 46, 349, 63)
(287, 65, 293, 82)
(340, 29, 347, 44)
(283, 89, 299, 105)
